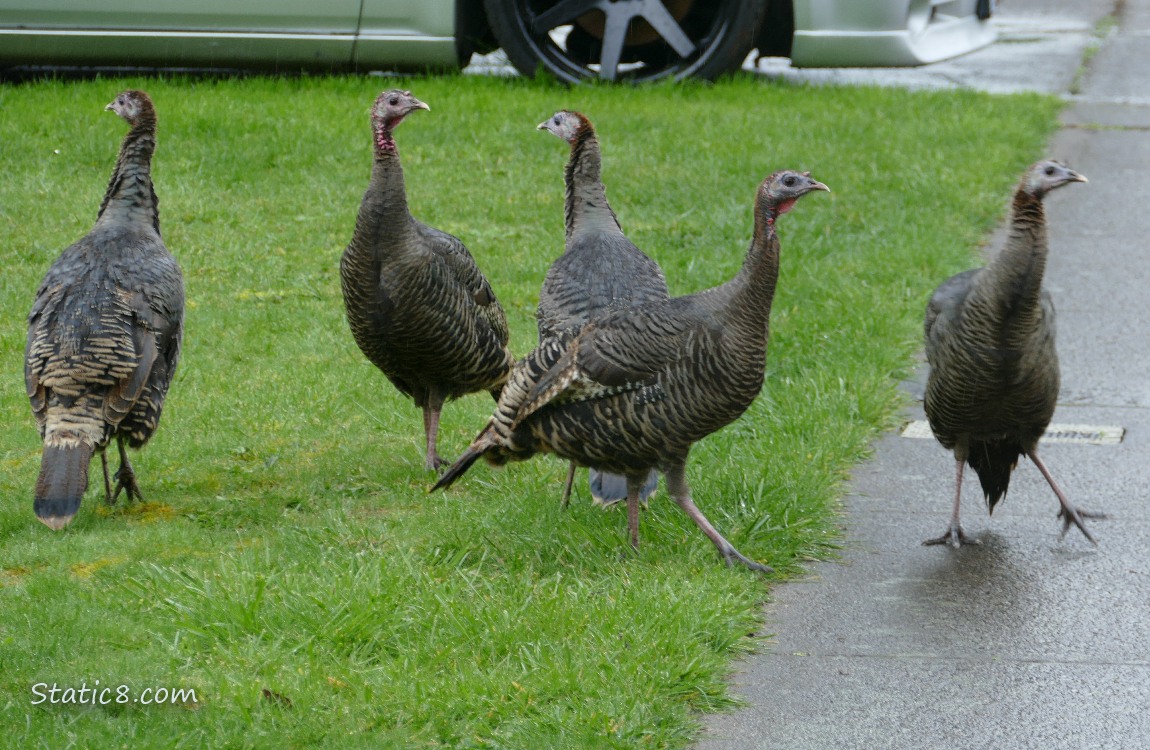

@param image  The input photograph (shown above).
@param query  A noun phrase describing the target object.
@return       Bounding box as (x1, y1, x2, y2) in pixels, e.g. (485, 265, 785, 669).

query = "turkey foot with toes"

(111, 463, 144, 504)
(1056, 506, 1105, 543)
(719, 546, 774, 574)
(922, 524, 980, 548)
(110, 438, 144, 504)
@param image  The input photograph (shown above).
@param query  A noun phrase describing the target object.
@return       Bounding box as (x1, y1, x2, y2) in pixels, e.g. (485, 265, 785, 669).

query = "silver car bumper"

(791, 0, 996, 67)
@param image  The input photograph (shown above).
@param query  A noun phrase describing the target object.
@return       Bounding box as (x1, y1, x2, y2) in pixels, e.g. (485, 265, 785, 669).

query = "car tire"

(483, 0, 769, 83)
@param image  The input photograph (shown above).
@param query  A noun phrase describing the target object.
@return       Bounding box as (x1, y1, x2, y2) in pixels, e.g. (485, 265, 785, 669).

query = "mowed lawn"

(0, 75, 1059, 748)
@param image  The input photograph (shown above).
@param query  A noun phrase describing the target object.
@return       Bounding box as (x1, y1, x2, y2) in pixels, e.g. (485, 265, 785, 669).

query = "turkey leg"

(101, 450, 114, 504)
(665, 464, 771, 574)
(924, 458, 980, 547)
(111, 435, 144, 503)
(560, 462, 577, 508)
(625, 474, 643, 550)
(422, 392, 446, 471)
(1027, 450, 1104, 544)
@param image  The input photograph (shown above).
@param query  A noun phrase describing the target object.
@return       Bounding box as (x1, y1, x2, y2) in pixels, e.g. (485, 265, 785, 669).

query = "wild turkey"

(434, 170, 830, 573)
(340, 89, 514, 470)
(25, 90, 185, 530)
(537, 110, 668, 507)
(923, 159, 1101, 547)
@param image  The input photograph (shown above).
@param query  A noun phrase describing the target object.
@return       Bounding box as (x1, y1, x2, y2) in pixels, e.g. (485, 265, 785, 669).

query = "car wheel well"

(457, 0, 500, 65)
(755, 0, 795, 59)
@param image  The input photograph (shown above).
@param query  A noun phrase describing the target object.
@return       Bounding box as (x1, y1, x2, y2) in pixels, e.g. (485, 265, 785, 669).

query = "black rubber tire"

(482, 0, 769, 84)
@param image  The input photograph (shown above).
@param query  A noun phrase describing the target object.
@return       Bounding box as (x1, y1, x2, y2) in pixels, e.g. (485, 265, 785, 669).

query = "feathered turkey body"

(537, 110, 668, 506)
(436, 170, 829, 573)
(25, 90, 184, 530)
(340, 90, 513, 470)
(923, 159, 1100, 547)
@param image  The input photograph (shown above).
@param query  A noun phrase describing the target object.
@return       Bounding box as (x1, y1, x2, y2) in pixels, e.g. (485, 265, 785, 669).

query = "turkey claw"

(1057, 506, 1103, 544)
(923, 524, 980, 548)
(111, 463, 144, 504)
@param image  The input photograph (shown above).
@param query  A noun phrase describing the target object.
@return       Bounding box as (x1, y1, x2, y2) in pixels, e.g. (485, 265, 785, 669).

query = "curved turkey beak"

(1068, 171, 1088, 183)
(810, 180, 831, 193)
(104, 102, 114, 112)
(410, 99, 430, 113)
(536, 120, 549, 130)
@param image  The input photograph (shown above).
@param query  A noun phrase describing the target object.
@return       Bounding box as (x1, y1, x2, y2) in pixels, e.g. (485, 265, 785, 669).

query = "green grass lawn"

(0, 74, 1058, 748)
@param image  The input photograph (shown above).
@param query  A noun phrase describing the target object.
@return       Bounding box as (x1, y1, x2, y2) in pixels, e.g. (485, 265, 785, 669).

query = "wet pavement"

(699, 0, 1150, 747)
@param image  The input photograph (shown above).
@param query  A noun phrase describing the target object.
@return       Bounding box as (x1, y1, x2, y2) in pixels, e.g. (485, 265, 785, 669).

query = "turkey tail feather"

(34, 443, 94, 530)
(431, 446, 485, 492)
(967, 441, 1019, 514)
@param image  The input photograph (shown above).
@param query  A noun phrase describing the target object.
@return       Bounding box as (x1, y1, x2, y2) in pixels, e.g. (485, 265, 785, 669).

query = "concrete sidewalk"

(701, 1, 1150, 748)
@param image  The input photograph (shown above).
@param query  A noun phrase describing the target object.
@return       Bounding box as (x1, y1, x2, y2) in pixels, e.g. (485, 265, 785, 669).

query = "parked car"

(0, 1, 995, 83)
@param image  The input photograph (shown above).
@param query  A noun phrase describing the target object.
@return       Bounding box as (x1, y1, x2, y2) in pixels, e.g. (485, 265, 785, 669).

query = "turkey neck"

(96, 111, 160, 235)
(564, 127, 621, 239)
(976, 188, 1049, 338)
(720, 198, 782, 345)
(350, 123, 417, 256)
(371, 124, 415, 228)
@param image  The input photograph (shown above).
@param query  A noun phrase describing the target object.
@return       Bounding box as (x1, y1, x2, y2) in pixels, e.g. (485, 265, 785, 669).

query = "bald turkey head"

(758, 170, 830, 222)
(1022, 159, 1087, 198)
(371, 89, 430, 132)
(537, 110, 589, 143)
(105, 90, 154, 126)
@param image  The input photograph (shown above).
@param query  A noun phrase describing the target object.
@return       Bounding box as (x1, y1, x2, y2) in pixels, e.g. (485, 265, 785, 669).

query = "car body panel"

(0, 30, 358, 68)
(0, 0, 457, 70)
(356, 0, 457, 68)
(360, 0, 455, 37)
(0, 0, 361, 33)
